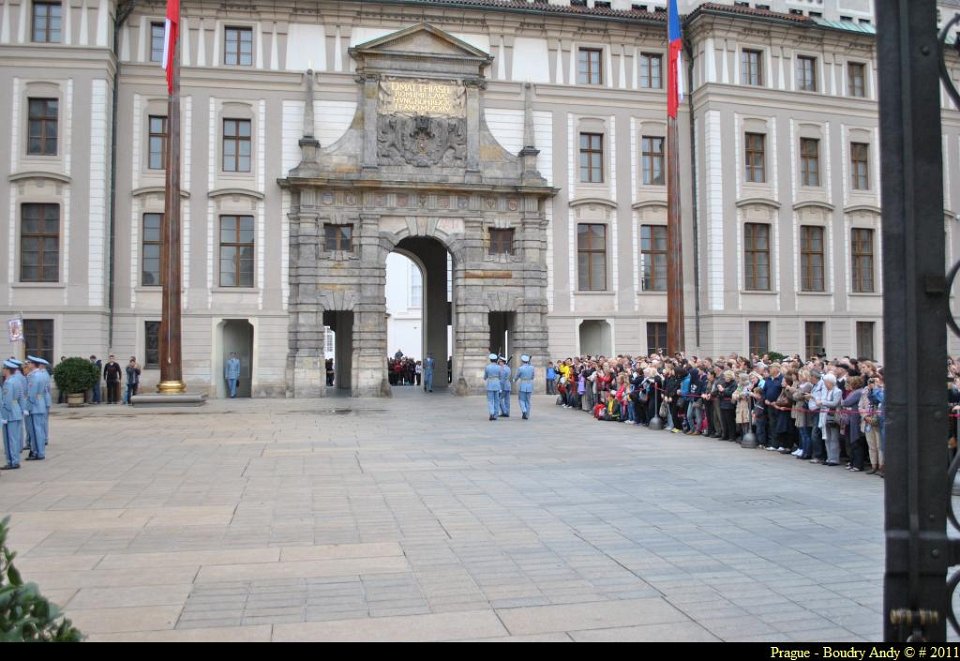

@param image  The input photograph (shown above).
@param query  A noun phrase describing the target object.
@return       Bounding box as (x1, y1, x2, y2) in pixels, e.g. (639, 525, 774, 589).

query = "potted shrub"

(52, 358, 99, 408)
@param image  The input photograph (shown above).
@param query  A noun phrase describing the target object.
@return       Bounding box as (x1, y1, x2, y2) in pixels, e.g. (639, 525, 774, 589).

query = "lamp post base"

(157, 380, 187, 394)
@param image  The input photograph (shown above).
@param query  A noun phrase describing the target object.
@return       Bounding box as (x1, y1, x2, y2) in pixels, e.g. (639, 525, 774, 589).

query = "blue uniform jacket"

(225, 358, 241, 379)
(484, 363, 501, 391)
(424, 357, 435, 373)
(42, 369, 52, 408)
(500, 365, 512, 392)
(26, 371, 48, 415)
(1, 376, 24, 422)
(514, 365, 535, 393)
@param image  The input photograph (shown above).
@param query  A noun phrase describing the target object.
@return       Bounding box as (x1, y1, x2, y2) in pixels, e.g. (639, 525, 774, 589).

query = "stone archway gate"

(279, 24, 557, 397)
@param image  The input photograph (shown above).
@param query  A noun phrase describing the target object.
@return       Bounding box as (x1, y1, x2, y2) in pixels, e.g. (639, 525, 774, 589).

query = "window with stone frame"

(851, 142, 870, 191)
(647, 322, 667, 355)
(741, 49, 763, 86)
(222, 118, 251, 173)
(744, 222, 771, 291)
(145, 321, 161, 368)
(744, 132, 766, 184)
(148, 115, 168, 170)
(851, 228, 875, 293)
(800, 225, 825, 292)
(848, 62, 866, 98)
(20, 203, 59, 283)
(640, 224, 667, 291)
(796, 55, 817, 92)
(577, 48, 603, 85)
(805, 321, 825, 360)
(27, 98, 58, 156)
(219, 215, 255, 287)
(579, 133, 603, 184)
(224, 26, 253, 66)
(150, 22, 165, 63)
(577, 223, 607, 291)
(142, 213, 162, 286)
(32, 1, 61, 43)
(23, 319, 54, 366)
(639, 53, 663, 89)
(488, 228, 515, 255)
(641, 136, 665, 186)
(800, 138, 820, 187)
(324, 223, 354, 252)
(748, 321, 769, 357)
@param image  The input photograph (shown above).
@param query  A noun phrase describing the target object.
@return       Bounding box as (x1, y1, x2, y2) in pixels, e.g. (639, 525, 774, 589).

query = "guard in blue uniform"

(514, 355, 535, 420)
(484, 353, 501, 421)
(8, 360, 27, 456)
(498, 357, 512, 417)
(1, 360, 24, 470)
(424, 354, 435, 393)
(24, 356, 48, 460)
(37, 357, 52, 447)
(225, 353, 241, 398)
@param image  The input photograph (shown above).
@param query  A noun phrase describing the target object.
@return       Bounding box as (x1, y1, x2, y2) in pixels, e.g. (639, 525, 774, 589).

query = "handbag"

(659, 400, 669, 418)
(825, 409, 840, 426)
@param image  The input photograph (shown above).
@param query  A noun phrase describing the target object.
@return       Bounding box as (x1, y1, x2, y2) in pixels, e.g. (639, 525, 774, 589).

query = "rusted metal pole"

(666, 116, 685, 355)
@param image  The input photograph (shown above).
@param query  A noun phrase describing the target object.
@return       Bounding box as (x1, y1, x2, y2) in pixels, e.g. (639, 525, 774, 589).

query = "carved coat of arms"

(377, 78, 467, 168)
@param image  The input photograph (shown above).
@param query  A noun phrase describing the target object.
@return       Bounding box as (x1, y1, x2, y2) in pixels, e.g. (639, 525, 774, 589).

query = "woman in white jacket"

(815, 373, 843, 466)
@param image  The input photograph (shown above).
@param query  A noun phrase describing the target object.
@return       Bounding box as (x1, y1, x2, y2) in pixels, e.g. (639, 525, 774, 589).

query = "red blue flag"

(162, 0, 179, 94)
(667, 0, 684, 119)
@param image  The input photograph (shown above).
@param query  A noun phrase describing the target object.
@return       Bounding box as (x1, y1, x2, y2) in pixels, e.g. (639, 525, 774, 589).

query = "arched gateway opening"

(278, 23, 555, 398)
(386, 238, 454, 392)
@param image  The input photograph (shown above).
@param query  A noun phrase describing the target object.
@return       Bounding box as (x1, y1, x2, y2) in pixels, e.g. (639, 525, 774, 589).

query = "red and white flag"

(161, 0, 179, 94)
(667, 0, 684, 119)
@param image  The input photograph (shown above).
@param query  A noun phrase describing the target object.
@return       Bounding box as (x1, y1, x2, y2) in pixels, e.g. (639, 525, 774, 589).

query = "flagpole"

(159, 0, 184, 394)
(666, 2, 685, 356)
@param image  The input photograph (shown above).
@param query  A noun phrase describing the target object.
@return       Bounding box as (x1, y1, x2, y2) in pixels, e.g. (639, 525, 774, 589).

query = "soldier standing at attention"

(8, 360, 27, 454)
(225, 352, 241, 398)
(499, 356, 512, 418)
(1, 360, 24, 470)
(514, 355, 535, 420)
(24, 356, 47, 461)
(485, 353, 501, 421)
(424, 353, 435, 393)
(37, 358, 52, 447)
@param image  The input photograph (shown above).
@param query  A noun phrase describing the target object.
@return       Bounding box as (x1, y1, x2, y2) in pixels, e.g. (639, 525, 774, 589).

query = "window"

(579, 133, 603, 183)
(851, 228, 875, 293)
(748, 321, 769, 357)
(744, 133, 766, 184)
(27, 98, 58, 156)
(639, 53, 663, 89)
(224, 26, 253, 66)
(640, 225, 667, 291)
(145, 321, 160, 368)
(796, 55, 817, 92)
(148, 115, 168, 170)
(577, 223, 607, 291)
(222, 119, 251, 173)
(488, 228, 514, 255)
(800, 138, 820, 187)
(848, 62, 866, 98)
(324, 223, 353, 252)
(641, 136, 665, 185)
(410, 268, 422, 309)
(744, 223, 770, 291)
(800, 226, 825, 292)
(219, 215, 255, 287)
(577, 48, 603, 85)
(23, 320, 54, 366)
(142, 213, 162, 286)
(804, 321, 825, 360)
(647, 322, 667, 355)
(856, 321, 875, 360)
(20, 203, 59, 283)
(851, 142, 869, 191)
(150, 22, 165, 63)
(32, 2, 61, 43)
(741, 49, 763, 86)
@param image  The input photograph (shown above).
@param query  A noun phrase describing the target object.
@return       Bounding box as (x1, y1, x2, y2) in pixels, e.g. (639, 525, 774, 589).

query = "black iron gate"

(878, 0, 950, 642)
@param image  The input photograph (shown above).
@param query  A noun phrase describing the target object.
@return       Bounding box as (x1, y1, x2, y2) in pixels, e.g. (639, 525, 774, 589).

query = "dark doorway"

(323, 310, 354, 391)
(488, 311, 515, 359)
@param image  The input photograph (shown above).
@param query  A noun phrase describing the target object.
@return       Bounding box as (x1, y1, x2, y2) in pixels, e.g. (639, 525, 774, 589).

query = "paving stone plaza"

(0, 390, 884, 642)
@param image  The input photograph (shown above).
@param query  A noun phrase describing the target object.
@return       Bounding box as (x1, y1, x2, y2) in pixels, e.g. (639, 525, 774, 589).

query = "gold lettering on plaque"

(379, 78, 466, 118)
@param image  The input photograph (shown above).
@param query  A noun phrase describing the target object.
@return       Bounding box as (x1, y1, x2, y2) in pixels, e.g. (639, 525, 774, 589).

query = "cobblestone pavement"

(0, 388, 885, 641)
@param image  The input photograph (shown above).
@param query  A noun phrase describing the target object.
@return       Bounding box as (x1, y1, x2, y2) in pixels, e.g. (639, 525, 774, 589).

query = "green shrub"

(766, 351, 787, 363)
(0, 517, 83, 642)
(52, 357, 99, 395)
